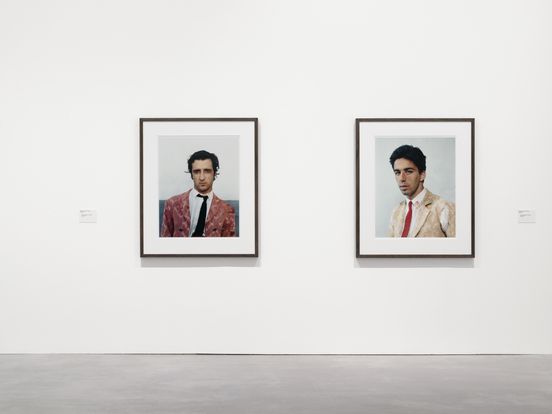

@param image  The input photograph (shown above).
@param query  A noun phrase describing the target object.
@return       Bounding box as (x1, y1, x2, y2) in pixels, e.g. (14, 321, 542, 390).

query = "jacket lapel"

(395, 201, 407, 237)
(412, 191, 435, 237)
(181, 190, 192, 236)
(204, 195, 221, 235)
(175, 190, 191, 237)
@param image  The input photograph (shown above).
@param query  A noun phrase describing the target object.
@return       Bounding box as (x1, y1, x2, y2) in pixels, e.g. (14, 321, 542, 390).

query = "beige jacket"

(388, 190, 456, 238)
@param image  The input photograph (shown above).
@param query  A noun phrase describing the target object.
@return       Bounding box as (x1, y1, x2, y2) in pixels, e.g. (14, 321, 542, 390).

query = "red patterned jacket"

(161, 190, 236, 237)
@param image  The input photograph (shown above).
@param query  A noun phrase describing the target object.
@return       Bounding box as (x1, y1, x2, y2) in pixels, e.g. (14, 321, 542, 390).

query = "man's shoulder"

(165, 190, 192, 205)
(212, 194, 235, 214)
(423, 190, 454, 209)
(391, 199, 407, 212)
(390, 200, 406, 221)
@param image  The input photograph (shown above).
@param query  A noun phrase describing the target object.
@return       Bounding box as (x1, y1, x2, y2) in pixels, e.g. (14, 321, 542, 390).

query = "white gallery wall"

(1, 0, 551, 354)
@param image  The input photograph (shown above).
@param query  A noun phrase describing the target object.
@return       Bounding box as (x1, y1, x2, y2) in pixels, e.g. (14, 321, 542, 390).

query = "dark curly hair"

(187, 150, 220, 178)
(389, 145, 426, 172)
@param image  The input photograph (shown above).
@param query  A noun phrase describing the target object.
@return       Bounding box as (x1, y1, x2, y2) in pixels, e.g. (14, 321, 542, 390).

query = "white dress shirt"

(189, 189, 213, 236)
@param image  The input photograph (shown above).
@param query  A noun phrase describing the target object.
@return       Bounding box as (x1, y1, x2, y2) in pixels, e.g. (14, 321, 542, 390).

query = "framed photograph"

(140, 118, 258, 257)
(356, 118, 474, 258)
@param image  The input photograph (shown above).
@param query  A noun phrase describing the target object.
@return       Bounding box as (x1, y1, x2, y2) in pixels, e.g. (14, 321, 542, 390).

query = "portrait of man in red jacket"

(160, 150, 236, 237)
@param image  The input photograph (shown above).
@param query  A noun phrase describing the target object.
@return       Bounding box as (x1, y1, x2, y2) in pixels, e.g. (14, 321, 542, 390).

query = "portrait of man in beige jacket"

(388, 145, 455, 238)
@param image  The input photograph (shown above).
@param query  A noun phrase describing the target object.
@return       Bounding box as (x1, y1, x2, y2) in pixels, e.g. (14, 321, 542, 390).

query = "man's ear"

(420, 170, 426, 182)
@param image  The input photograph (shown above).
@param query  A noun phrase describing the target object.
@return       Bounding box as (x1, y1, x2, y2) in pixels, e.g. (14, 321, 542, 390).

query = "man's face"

(393, 158, 426, 199)
(191, 159, 215, 194)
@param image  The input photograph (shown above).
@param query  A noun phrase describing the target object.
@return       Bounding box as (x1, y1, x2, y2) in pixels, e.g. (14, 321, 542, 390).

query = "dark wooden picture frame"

(356, 118, 474, 258)
(140, 118, 258, 257)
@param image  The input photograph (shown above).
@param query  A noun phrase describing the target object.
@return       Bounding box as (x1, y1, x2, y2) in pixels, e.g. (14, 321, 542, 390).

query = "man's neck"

(193, 188, 213, 197)
(407, 185, 425, 201)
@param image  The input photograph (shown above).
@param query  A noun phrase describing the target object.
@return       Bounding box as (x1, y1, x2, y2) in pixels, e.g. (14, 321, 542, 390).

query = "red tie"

(401, 201, 413, 238)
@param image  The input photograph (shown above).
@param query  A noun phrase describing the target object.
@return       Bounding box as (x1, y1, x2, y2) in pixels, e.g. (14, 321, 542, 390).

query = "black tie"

(192, 195, 209, 237)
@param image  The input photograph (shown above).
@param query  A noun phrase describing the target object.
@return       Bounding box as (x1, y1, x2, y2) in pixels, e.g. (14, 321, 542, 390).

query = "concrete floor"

(0, 355, 551, 413)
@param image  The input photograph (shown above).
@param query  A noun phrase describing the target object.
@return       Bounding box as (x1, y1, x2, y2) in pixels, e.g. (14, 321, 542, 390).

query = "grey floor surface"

(1, 354, 551, 414)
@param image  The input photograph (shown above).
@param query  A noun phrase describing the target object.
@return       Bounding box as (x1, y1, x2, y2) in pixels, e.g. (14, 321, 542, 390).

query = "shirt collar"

(191, 188, 213, 199)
